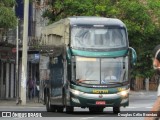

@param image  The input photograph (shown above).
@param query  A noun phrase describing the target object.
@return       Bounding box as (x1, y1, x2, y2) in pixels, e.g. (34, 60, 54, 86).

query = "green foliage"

(0, 0, 16, 7)
(0, 0, 17, 29)
(43, 0, 94, 23)
(0, 6, 17, 28)
(42, 0, 160, 78)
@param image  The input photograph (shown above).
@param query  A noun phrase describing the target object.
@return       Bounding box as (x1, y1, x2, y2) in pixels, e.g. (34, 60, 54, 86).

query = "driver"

(105, 70, 117, 81)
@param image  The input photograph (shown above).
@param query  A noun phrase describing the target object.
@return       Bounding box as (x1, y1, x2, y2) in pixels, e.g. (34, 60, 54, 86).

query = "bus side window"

(67, 65, 71, 81)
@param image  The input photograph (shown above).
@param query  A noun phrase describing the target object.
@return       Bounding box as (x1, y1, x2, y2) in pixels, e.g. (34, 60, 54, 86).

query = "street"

(0, 91, 157, 120)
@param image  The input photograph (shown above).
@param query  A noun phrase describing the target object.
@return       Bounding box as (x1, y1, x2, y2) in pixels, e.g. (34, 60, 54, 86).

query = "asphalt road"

(0, 91, 158, 120)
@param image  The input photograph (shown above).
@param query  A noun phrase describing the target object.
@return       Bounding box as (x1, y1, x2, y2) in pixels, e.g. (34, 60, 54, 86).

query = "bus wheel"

(46, 94, 55, 112)
(66, 106, 74, 114)
(89, 107, 104, 113)
(57, 106, 64, 113)
(113, 107, 120, 114)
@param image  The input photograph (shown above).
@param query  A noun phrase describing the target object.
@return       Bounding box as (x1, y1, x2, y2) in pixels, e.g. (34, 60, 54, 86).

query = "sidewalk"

(0, 98, 44, 107)
(130, 90, 157, 95)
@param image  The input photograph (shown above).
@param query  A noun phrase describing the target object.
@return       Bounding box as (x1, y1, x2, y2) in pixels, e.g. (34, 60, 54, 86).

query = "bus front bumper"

(70, 89, 129, 107)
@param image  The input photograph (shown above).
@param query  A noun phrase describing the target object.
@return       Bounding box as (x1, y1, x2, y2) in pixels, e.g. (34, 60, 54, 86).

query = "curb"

(0, 100, 44, 107)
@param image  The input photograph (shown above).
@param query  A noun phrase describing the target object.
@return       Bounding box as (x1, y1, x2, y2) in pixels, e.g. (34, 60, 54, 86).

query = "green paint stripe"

(71, 49, 128, 57)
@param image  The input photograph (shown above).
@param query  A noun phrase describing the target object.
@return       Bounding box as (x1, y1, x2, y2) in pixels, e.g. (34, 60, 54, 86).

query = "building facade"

(0, 0, 48, 99)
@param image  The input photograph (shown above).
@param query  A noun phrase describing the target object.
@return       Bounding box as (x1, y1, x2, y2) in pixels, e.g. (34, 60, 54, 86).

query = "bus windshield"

(71, 26, 127, 49)
(75, 56, 128, 84)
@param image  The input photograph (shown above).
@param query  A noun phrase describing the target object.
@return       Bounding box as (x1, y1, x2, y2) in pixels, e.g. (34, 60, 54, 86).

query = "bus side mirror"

(129, 47, 137, 66)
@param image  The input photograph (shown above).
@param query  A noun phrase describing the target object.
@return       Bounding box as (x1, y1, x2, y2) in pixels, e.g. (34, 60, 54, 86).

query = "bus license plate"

(96, 101, 106, 105)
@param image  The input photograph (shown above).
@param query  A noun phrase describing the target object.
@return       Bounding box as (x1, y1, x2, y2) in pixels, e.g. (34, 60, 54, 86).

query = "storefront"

(27, 53, 40, 98)
(0, 47, 16, 99)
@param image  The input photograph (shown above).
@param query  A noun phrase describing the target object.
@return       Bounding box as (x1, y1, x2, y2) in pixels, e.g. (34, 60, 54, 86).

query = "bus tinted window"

(71, 26, 127, 49)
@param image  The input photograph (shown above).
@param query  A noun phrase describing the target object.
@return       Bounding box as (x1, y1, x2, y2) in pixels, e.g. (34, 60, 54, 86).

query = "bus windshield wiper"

(76, 79, 97, 83)
(108, 82, 124, 85)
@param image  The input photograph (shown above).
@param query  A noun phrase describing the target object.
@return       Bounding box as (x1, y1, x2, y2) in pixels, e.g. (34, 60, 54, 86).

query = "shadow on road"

(43, 111, 117, 117)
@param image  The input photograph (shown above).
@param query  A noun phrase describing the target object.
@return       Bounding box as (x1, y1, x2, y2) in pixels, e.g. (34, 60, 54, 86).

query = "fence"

(134, 77, 144, 91)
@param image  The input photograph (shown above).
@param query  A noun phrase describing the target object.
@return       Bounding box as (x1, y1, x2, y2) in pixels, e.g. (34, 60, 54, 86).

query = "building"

(0, 0, 48, 99)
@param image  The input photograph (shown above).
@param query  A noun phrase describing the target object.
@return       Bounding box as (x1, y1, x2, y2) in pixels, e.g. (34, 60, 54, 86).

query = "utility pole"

(16, 18, 19, 103)
(21, 0, 29, 105)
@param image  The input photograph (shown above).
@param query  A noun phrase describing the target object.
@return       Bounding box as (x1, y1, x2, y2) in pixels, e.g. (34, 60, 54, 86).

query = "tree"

(114, 0, 160, 78)
(0, 0, 17, 29)
(41, 0, 160, 78)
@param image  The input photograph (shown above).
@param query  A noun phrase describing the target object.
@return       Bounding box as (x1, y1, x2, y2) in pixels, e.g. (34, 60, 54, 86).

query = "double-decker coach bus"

(41, 16, 137, 114)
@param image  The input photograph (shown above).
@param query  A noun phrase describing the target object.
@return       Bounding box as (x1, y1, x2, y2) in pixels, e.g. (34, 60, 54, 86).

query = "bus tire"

(57, 106, 64, 113)
(113, 107, 120, 114)
(46, 94, 55, 112)
(66, 106, 74, 114)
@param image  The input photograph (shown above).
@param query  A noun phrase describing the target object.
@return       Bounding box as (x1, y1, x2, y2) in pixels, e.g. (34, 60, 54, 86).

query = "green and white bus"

(41, 16, 137, 113)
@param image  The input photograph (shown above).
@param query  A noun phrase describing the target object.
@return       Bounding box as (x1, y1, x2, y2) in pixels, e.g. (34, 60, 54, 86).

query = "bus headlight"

(117, 89, 129, 97)
(70, 88, 84, 95)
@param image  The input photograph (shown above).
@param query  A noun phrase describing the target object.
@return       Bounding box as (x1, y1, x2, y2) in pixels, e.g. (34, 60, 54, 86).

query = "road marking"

(125, 106, 153, 109)
(145, 107, 152, 108)
(125, 106, 137, 108)
(80, 117, 95, 120)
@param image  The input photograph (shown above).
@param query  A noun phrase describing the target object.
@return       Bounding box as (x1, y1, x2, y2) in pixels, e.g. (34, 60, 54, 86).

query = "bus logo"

(99, 94, 103, 98)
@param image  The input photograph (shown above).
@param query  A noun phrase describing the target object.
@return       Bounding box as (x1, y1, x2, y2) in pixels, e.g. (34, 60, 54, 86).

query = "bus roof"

(42, 16, 126, 35)
(68, 16, 126, 27)
(40, 16, 127, 50)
